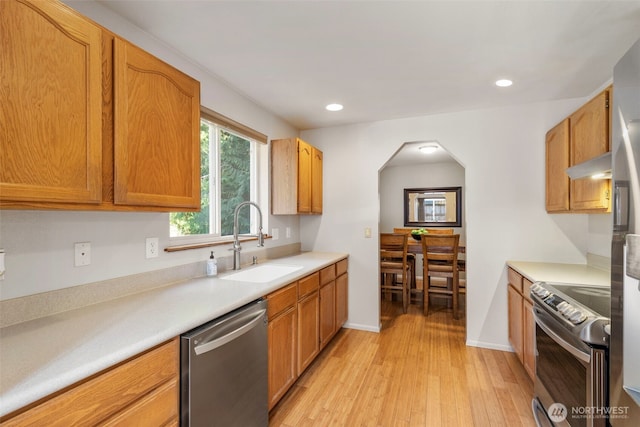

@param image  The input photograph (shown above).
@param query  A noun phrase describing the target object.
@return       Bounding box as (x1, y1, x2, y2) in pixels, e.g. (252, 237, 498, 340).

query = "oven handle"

(534, 308, 591, 364)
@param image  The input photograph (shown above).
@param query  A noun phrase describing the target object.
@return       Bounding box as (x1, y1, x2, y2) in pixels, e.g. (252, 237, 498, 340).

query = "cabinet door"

(297, 292, 319, 375)
(320, 280, 336, 348)
(523, 299, 535, 380)
(113, 39, 200, 209)
(569, 90, 610, 211)
(507, 284, 524, 362)
(297, 139, 313, 213)
(0, 0, 102, 204)
(311, 147, 323, 213)
(268, 307, 297, 410)
(545, 119, 570, 212)
(336, 273, 348, 328)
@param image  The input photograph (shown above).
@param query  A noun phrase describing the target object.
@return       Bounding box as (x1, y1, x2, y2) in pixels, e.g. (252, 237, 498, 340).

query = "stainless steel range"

(530, 281, 610, 427)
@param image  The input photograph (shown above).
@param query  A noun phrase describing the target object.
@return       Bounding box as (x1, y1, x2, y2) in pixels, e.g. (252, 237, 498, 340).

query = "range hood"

(566, 151, 612, 179)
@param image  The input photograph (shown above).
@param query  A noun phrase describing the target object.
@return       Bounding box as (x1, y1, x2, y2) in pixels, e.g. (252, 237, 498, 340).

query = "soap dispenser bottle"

(206, 251, 217, 277)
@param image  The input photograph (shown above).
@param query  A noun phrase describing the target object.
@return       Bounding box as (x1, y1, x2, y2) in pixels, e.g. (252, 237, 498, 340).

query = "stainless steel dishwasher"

(180, 299, 268, 426)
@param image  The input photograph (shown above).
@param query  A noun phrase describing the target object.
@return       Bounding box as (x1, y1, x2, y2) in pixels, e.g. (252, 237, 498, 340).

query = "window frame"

(168, 108, 268, 246)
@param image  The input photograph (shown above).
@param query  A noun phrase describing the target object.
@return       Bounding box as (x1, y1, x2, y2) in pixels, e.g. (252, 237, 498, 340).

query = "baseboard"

(343, 321, 380, 333)
(466, 339, 514, 352)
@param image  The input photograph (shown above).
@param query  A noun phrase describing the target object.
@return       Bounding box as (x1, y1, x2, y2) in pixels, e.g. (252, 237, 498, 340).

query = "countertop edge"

(506, 260, 611, 287)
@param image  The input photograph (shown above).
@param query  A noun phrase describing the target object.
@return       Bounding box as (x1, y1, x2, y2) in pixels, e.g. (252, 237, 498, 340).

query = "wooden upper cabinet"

(0, 0, 102, 204)
(113, 39, 201, 209)
(545, 119, 570, 212)
(271, 138, 323, 215)
(544, 87, 611, 213)
(0, 0, 201, 212)
(297, 140, 313, 213)
(311, 147, 323, 213)
(569, 89, 611, 212)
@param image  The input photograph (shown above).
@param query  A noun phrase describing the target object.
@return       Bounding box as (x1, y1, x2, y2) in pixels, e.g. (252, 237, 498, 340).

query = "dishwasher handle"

(194, 308, 266, 355)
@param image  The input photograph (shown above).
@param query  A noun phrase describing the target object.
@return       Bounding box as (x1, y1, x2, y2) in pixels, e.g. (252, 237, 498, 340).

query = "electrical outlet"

(285, 227, 291, 238)
(272, 228, 279, 240)
(146, 237, 159, 259)
(74, 242, 91, 267)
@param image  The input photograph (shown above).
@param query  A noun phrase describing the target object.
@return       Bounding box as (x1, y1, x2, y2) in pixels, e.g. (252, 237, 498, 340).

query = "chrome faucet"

(231, 201, 264, 270)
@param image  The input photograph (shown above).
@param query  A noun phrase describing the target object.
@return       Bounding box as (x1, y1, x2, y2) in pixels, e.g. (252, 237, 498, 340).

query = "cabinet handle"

(194, 308, 266, 355)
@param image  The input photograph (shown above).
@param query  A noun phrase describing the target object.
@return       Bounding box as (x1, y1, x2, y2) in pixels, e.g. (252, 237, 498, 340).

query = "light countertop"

(507, 260, 610, 287)
(0, 251, 347, 418)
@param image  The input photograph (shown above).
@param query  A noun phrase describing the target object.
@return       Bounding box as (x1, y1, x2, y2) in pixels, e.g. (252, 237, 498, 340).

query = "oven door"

(533, 306, 606, 427)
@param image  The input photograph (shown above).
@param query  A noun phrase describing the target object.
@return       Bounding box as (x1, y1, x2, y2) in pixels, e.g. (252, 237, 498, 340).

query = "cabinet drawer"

(2, 339, 178, 426)
(267, 283, 297, 319)
(507, 268, 523, 294)
(298, 273, 319, 299)
(101, 378, 178, 426)
(336, 259, 348, 276)
(523, 278, 534, 303)
(320, 265, 336, 286)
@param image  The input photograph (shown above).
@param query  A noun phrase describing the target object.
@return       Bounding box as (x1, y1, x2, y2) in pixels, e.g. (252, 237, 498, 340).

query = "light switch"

(364, 227, 372, 238)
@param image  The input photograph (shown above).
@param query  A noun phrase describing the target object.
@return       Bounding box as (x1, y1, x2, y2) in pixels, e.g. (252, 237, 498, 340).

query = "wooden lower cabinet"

(320, 280, 336, 348)
(507, 283, 524, 361)
(266, 258, 348, 410)
(336, 272, 348, 328)
(507, 267, 535, 380)
(0, 339, 179, 426)
(523, 299, 536, 379)
(297, 274, 320, 376)
(266, 283, 298, 410)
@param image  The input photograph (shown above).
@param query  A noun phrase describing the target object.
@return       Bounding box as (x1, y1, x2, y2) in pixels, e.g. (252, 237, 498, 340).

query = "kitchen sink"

(220, 264, 304, 283)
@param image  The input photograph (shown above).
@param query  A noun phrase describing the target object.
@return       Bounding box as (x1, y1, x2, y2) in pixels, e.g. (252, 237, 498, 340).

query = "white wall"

(0, 1, 300, 301)
(300, 99, 612, 348)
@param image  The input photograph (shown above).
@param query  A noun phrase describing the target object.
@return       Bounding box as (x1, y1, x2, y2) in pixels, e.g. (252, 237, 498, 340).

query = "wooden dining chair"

(392, 228, 417, 299)
(420, 234, 461, 319)
(380, 233, 411, 314)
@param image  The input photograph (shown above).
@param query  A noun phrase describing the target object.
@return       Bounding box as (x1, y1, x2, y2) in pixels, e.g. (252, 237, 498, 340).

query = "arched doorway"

(378, 141, 466, 327)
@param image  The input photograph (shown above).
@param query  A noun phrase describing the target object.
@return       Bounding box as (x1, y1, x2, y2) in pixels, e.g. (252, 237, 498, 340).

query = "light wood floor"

(269, 299, 536, 426)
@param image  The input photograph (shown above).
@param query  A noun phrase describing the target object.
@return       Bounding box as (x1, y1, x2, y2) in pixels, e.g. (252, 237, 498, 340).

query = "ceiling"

(95, 1, 640, 165)
(97, 0, 640, 130)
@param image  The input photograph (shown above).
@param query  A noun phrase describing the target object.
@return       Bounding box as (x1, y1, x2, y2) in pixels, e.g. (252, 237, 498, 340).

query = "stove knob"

(569, 310, 587, 324)
(557, 301, 569, 312)
(563, 307, 577, 317)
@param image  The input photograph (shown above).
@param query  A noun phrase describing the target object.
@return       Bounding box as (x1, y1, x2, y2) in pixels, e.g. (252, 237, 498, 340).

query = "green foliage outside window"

(170, 122, 252, 237)
(220, 130, 250, 235)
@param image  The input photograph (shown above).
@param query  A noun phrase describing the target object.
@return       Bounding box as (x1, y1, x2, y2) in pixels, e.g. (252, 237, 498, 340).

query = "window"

(170, 110, 265, 239)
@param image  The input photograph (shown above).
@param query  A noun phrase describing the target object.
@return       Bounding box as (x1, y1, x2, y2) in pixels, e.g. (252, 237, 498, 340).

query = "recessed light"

(419, 145, 438, 154)
(325, 103, 343, 111)
(495, 79, 513, 87)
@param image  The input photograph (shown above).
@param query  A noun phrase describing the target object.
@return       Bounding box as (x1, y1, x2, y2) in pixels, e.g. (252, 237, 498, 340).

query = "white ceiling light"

(325, 103, 343, 111)
(495, 79, 513, 87)
(419, 145, 438, 154)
